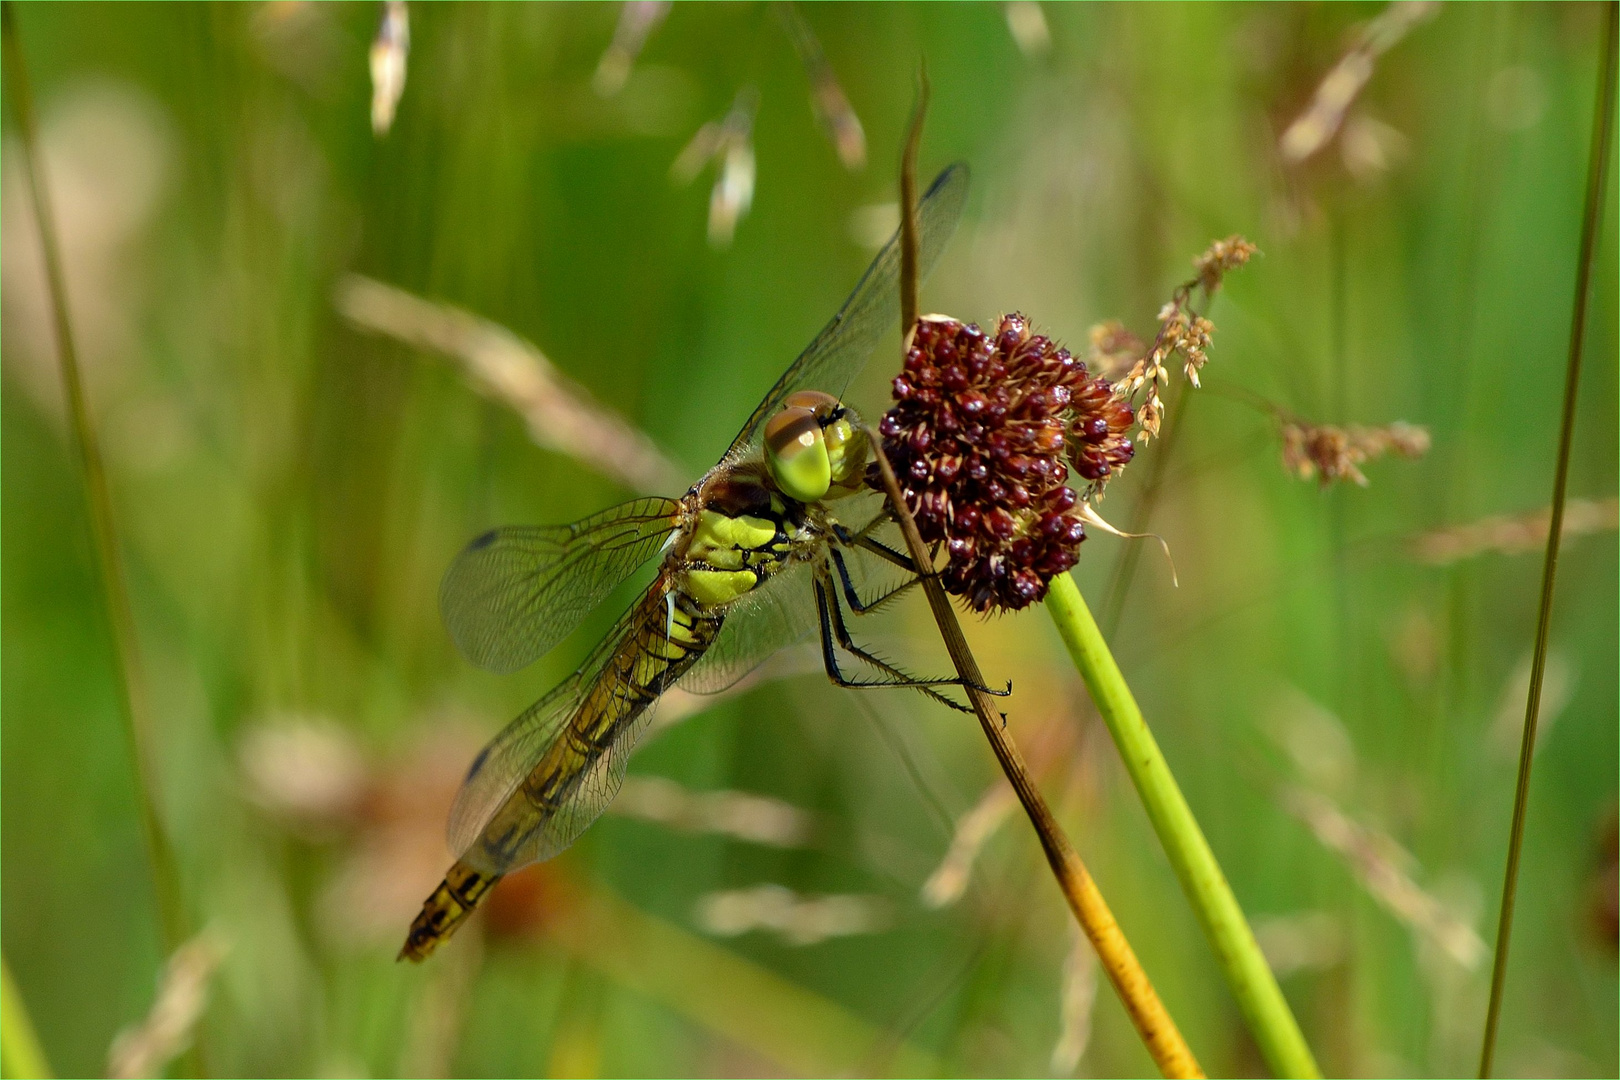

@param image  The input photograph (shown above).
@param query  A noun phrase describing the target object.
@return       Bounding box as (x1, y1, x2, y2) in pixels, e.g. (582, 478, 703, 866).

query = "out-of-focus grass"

(2, 3, 1614, 1078)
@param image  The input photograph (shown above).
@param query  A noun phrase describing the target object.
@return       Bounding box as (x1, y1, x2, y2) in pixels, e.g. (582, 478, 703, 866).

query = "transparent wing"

(446, 668, 593, 863)
(723, 164, 971, 459)
(678, 561, 819, 695)
(448, 594, 658, 873)
(441, 497, 681, 674)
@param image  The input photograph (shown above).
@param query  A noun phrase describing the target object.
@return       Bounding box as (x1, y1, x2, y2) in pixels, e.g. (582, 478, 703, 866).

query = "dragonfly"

(401, 164, 984, 962)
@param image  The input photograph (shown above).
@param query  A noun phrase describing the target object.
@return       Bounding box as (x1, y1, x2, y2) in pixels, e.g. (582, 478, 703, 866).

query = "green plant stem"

(1, 2, 187, 953)
(1045, 572, 1320, 1079)
(1477, 5, 1617, 1076)
(1, 957, 52, 1080)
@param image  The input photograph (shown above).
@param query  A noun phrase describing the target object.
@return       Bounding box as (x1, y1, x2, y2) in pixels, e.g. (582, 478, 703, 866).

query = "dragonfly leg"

(829, 546, 919, 614)
(835, 518, 926, 569)
(813, 576, 1016, 710)
(815, 578, 973, 712)
(822, 555, 1011, 701)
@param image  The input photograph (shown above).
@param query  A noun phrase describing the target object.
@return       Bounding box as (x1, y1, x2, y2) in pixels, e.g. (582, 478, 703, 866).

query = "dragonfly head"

(764, 390, 870, 503)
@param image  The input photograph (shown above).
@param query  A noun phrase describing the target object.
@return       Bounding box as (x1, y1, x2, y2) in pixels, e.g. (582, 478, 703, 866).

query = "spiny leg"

(824, 547, 1011, 700)
(814, 578, 972, 712)
(821, 574, 1020, 704)
(829, 545, 919, 614)
(832, 522, 918, 574)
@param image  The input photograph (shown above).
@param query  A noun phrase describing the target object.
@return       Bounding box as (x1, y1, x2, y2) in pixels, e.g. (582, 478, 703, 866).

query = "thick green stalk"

(1, 957, 53, 1079)
(1045, 572, 1320, 1079)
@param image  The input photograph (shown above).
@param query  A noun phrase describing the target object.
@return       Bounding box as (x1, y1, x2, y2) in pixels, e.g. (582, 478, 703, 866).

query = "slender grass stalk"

(1478, 7, 1617, 1076)
(1, 957, 53, 1080)
(883, 78, 1204, 1079)
(1044, 573, 1320, 1079)
(0, 2, 187, 953)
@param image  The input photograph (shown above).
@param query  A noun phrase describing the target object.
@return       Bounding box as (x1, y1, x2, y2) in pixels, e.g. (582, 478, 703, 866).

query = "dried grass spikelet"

(920, 781, 1018, 908)
(107, 930, 230, 1079)
(1250, 911, 1348, 978)
(368, 0, 409, 136)
(592, 1, 671, 97)
(1050, 925, 1100, 1073)
(1281, 786, 1486, 969)
(1411, 496, 1618, 565)
(1112, 235, 1256, 442)
(1004, 1, 1052, 58)
(672, 87, 759, 248)
(1085, 320, 1147, 382)
(777, 2, 866, 170)
(1278, 1, 1439, 165)
(1265, 689, 1485, 970)
(335, 274, 685, 495)
(612, 775, 816, 848)
(1193, 234, 1261, 295)
(1279, 417, 1429, 487)
(695, 885, 892, 946)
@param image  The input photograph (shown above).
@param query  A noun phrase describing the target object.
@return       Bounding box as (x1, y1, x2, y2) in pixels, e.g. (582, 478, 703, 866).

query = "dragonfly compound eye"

(821, 412, 869, 495)
(765, 404, 831, 502)
(782, 389, 842, 416)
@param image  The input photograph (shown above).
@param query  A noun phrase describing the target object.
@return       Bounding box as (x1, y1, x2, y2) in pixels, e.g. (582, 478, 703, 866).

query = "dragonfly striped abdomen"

(401, 492, 816, 961)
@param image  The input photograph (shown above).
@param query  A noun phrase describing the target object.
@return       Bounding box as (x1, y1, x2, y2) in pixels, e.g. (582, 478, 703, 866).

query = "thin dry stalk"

(878, 81, 1202, 1078)
(1479, 6, 1617, 1075)
(335, 274, 685, 495)
(0, 2, 188, 953)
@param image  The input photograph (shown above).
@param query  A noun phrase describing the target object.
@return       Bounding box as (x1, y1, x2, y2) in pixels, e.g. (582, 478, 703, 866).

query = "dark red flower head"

(875, 313, 1134, 613)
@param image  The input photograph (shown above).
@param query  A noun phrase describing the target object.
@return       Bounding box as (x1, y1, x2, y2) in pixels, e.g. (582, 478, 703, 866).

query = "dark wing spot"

(465, 745, 492, 782)
(468, 529, 498, 551)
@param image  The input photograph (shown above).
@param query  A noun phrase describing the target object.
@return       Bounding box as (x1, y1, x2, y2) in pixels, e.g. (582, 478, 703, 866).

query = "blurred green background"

(3, 2, 1615, 1077)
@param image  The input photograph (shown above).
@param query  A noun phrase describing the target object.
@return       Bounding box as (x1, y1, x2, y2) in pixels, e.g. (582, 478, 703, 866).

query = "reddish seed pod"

(875, 311, 1134, 612)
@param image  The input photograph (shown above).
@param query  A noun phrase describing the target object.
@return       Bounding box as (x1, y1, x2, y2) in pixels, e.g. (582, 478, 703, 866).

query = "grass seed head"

(1280, 418, 1429, 487)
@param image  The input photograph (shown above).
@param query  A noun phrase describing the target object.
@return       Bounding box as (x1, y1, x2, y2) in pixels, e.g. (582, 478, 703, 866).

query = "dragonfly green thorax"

(401, 163, 971, 963)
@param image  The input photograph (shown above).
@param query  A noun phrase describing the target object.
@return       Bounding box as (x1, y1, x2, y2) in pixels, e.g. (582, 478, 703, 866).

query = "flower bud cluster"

(876, 314, 1134, 612)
